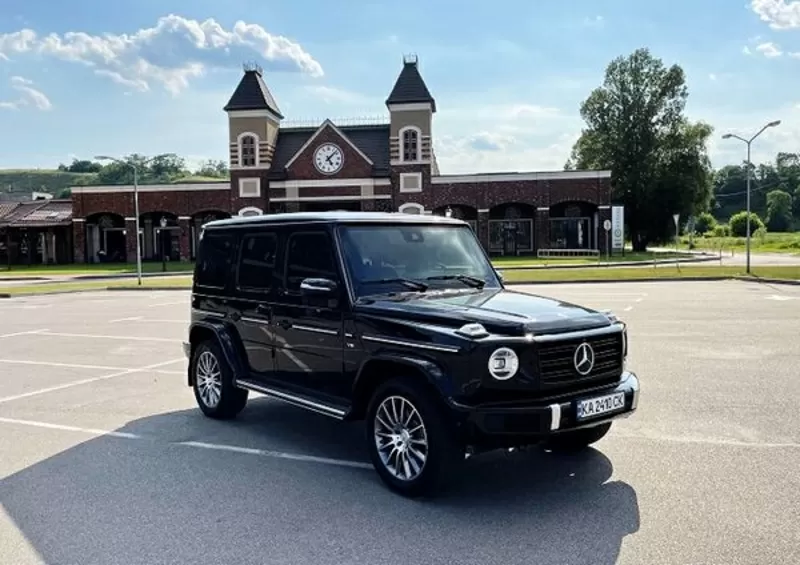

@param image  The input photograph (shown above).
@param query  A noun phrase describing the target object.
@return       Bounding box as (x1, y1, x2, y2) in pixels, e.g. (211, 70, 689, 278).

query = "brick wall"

(286, 125, 373, 180)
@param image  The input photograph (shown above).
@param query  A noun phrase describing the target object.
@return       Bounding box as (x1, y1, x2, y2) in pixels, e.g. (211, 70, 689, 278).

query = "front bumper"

(453, 371, 640, 440)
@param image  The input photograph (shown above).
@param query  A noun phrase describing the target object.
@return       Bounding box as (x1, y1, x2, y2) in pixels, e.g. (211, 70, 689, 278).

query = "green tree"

(794, 185, 800, 220)
(765, 189, 793, 232)
(694, 212, 717, 234)
(729, 211, 765, 237)
(194, 159, 229, 178)
(567, 48, 714, 251)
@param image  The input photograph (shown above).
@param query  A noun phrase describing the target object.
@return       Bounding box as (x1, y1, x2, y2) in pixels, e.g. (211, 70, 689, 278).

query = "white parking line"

(109, 316, 144, 323)
(0, 329, 49, 339)
(0, 417, 372, 470)
(0, 358, 184, 404)
(149, 300, 186, 307)
(178, 441, 373, 469)
(0, 417, 142, 439)
(0, 358, 185, 375)
(35, 331, 181, 343)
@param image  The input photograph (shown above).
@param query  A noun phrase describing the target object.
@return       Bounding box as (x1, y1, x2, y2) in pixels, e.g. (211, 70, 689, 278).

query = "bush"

(710, 224, 731, 237)
(728, 211, 765, 238)
(694, 212, 717, 235)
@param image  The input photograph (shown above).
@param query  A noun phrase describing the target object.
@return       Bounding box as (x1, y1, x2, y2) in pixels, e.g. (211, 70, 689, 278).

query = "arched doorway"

(85, 213, 127, 263)
(549, 201, 598, 250)
(140, 212, 179, 261)
(488, 203, 535, 255)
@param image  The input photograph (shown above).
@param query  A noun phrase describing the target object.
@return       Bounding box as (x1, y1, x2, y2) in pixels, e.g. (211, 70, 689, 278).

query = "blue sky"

(0, 0, 798, 174)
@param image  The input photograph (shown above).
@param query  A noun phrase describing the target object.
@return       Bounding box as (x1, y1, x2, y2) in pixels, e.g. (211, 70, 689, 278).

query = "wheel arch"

(188, 321, 247, 386)
(349, 354, 450, 420)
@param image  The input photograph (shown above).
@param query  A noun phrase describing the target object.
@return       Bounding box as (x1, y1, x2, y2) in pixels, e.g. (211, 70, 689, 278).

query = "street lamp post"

(159, 216, 168, 273)
(721, 120, 781, 274)
(94, 155, 144, 285)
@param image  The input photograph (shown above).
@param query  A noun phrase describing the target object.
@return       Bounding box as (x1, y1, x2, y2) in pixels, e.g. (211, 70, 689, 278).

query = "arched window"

(239, 206, 263, 217)
(399, 203, 424, 215)
(400, 127, 420, 162)
(239, 134, 258, 167)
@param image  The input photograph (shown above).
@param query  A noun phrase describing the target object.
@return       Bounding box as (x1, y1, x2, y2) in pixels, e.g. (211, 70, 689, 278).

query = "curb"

(496, 256, 719, 271)
(106, 286, 190, 291)
(503, 276, 731, 286)
(0, 276, 50, 282)
(505, 275, 800, 286)
(74, 271, 193, 281)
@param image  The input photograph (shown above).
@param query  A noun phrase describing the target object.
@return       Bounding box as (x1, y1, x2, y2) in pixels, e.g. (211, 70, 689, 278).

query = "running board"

(236, 379, 348, 420)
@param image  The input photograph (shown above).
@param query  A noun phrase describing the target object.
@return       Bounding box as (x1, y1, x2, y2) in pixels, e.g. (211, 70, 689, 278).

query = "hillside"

(0, 169, 231, 200)
(0, 169, 98, 199)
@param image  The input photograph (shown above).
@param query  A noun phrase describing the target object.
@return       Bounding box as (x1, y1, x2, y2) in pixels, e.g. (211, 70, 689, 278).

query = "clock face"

(313, 143, 344, 174)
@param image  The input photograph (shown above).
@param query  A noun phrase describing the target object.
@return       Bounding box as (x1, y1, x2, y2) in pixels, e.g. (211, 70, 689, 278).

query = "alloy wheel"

(373, 395, 429, 481)
(196, 350, 222, 409)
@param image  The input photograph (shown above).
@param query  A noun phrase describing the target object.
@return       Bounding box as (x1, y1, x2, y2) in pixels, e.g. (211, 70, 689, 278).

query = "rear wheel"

(365, 377, 463, 498)
(191, 340, 248, 419)
(542, 422, 612, 453)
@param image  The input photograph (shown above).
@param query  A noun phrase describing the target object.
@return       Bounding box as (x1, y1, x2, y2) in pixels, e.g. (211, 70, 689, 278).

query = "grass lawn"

(0, 261, 195, 277)
(0, 276, 193, 296)
(681, 232, 800, 255)
(482, 251, 694, 268)
(500, 265, 800, 283)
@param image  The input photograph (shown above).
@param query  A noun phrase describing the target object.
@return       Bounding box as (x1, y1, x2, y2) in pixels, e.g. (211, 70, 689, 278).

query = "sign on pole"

(673, 213, 680, 229)
(611, 206, 624, 251)
(603, 219, 611, 231)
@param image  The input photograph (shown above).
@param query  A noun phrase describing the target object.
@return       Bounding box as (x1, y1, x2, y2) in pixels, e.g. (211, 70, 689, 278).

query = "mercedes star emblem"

(573, 342, 595, 375)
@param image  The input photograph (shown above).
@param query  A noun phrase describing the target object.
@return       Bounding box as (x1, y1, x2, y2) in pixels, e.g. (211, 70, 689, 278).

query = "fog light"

(488, 347, 519, 380)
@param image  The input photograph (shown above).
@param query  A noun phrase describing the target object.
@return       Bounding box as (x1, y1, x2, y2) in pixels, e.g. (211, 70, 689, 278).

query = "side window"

(237, 232, 278, 293)
(284, 230, 339, 292)
(195, 230, 234, 289)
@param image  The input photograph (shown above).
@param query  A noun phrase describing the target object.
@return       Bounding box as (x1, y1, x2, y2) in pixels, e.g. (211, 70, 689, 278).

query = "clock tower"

(386, 55, 437, 200)
(224, 62, 283, 216)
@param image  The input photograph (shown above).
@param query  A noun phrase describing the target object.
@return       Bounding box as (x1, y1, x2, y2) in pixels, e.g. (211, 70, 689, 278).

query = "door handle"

(256, 304, 271, 316)
(277, 319, 292, 330)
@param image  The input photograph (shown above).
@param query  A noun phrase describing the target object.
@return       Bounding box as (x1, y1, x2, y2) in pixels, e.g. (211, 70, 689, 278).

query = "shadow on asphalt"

(1, 397, 640, 565)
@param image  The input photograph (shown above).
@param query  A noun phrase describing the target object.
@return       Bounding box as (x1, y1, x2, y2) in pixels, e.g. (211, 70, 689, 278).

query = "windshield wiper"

(359, 277, 429, 291)
(425, 274, 486, 288)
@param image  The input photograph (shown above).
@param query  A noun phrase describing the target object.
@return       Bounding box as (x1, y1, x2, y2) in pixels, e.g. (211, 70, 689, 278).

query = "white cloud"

(583, 15, 605, 28)
(709, 73, 718, 81)
(0, 76, 52, 111)
(0, 14, 323, 96)
(756, 41, 783, 57)
(751, 0, 800, 29)
(304, 85, 372, 105)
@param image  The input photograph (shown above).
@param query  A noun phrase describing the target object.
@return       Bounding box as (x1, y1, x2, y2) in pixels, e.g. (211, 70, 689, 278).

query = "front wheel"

(191, 340, 248, 419)
(365, 377, 463, 498)
(542, 422, 612, 453)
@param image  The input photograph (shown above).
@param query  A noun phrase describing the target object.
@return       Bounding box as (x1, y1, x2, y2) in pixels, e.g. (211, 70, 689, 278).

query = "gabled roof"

(385, 57, 436, 112)
(270, 122, 391, 176)
(224, 69, 284, 118)
(0, 202, 20, 222)
(0, 200, 72, 228)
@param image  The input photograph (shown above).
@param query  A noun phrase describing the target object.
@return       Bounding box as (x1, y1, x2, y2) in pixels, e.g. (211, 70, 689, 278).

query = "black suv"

(184, 211, 640, 497)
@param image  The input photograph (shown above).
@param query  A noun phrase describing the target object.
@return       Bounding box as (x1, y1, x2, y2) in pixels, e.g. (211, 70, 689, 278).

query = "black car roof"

(203, 211, 467, 229)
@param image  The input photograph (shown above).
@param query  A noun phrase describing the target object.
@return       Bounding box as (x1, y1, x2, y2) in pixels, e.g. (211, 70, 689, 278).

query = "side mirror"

(300, 278, 338, 295)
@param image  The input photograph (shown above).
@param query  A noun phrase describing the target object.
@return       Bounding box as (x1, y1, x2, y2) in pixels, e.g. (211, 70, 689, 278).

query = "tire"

(543, 422, 612, 453)
(191, 339, 248, 420)
(365, 377, 463, 498)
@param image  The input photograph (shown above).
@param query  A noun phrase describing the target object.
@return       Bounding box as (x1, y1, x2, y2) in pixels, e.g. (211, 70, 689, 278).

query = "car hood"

(355, 287, 613, 336)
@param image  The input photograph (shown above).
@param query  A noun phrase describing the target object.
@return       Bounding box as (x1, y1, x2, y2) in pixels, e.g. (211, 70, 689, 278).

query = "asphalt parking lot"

(1, 280, 799, 565)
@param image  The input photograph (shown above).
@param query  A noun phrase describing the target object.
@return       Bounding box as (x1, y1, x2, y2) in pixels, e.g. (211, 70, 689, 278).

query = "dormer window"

(401, 127, 420, 162)
(240, 134, 257, 167)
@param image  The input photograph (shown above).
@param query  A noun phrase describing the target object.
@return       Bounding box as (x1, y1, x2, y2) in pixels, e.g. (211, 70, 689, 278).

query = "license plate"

(576, 391, 626, 420)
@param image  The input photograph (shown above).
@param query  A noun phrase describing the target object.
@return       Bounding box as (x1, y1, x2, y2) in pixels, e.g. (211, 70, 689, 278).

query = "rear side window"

(237, 232, 278, 292)
(195, 229, 234, 289)
(284, 230, 339, 291)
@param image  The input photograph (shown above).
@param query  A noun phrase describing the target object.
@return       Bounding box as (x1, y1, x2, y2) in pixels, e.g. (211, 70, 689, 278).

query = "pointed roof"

(385, 56, 436, 112)
(224, 67, 284, 119)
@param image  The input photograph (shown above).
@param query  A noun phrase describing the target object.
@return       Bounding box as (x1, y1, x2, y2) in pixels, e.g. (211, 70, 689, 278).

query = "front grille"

(536, 332, 623, 392)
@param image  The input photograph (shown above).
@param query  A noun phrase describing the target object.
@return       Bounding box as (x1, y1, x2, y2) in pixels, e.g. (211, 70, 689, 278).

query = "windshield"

(338, 223, 501, 297)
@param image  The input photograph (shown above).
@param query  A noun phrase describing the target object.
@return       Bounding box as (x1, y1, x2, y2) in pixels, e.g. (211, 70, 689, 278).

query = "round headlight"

(488, 347, 519, 380)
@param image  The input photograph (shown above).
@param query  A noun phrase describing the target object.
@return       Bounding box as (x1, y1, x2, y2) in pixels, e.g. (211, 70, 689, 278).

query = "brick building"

(70, 56, 612, 264)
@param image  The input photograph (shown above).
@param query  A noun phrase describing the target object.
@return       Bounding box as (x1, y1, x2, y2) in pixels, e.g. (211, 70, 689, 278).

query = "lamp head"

(767, 120, 781, 128)
(721, 134, 733, 139)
